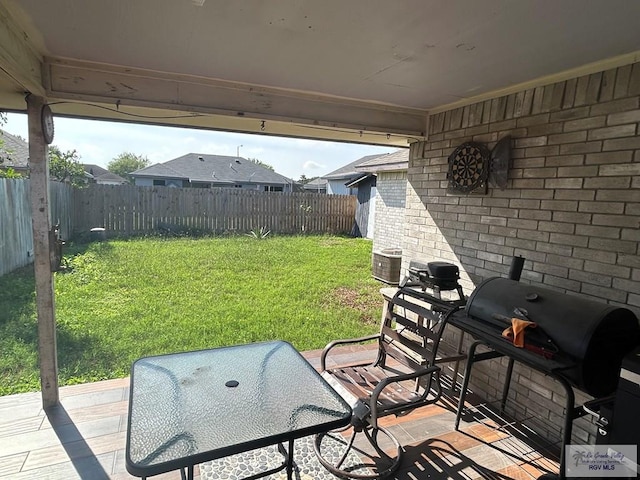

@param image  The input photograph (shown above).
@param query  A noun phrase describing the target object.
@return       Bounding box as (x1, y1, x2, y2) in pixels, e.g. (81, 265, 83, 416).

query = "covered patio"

(0, 344, 559, 480)
(1, 1, 639, 479)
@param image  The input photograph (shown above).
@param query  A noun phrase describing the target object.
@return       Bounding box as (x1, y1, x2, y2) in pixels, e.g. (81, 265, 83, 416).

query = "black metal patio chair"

(313, 287, 462, 479)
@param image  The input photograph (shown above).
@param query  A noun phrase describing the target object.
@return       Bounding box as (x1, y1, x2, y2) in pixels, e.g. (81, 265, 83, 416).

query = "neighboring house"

(83, 164, 128, 185)
(0, 129, 29, 176)
(322, 154, 385, 195)
(354, 149, 409, 246)
(130, 153, 294, 192)
(302, 177, 327, 193)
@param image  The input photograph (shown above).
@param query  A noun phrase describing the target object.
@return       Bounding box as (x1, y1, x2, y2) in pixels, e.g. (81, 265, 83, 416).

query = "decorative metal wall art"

(489, 135, 511, 189)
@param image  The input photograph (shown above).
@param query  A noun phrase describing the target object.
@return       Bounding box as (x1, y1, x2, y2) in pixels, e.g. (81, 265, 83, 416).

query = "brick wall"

(372, 170, 407, 252)
(403, 61, 640, 444)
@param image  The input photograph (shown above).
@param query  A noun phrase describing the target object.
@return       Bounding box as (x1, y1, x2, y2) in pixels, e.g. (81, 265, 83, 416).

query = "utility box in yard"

(372, 248, 402, 285)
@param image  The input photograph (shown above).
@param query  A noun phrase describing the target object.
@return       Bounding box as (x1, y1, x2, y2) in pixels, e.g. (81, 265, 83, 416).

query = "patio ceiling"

(1, 0, 640, 145)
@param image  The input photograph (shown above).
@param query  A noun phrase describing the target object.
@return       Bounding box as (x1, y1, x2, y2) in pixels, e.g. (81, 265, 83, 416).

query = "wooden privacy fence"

(72, 184, 357, 237)
(0, 179, 72, 276)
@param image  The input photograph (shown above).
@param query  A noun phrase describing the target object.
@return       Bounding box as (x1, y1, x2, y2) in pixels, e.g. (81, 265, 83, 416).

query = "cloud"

(302, 160, 324, 171)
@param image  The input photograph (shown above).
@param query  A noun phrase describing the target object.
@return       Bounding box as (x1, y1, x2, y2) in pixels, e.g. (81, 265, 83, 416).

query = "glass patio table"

(125, 340, 352, 480)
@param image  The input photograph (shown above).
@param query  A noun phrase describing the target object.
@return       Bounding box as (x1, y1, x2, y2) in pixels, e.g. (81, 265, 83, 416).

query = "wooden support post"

(27, 94, 59, 408)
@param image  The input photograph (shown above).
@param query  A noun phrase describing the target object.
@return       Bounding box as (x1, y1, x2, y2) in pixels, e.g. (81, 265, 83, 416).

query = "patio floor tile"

(0, 344, 559, 479)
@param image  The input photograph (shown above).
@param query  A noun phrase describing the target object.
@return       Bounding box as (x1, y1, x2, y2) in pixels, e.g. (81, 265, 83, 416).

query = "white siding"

(328, 180, 353, 195)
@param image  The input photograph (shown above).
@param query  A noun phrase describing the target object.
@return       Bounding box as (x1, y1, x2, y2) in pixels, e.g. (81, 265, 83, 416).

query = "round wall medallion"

(41, 104, 55, 144)
(447, 141, 489, 193)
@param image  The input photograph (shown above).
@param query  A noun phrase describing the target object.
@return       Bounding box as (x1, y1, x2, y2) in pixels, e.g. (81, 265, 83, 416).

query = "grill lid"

(466, 277, 640, 397)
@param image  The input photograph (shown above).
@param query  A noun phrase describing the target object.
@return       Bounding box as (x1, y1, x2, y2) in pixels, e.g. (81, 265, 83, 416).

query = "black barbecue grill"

(400, 260, 466, 305)
(448, 277, 640, 480)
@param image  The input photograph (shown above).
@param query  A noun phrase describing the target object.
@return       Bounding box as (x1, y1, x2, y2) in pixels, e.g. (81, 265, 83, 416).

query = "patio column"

(27, 93, 59, 408)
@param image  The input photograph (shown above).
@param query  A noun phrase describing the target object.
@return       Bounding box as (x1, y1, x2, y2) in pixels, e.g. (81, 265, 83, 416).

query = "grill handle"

(582, 395, 615, 437)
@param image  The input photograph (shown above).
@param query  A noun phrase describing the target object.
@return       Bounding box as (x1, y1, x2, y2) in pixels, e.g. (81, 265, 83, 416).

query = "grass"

(0, 235, 383, 395)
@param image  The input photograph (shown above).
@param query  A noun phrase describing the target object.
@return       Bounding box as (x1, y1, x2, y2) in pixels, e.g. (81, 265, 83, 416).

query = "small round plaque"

(225, 380, 239, 388)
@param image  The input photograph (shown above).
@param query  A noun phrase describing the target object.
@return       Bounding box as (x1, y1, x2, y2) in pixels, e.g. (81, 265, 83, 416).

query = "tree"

(108, 152, 149, 181)
(0, 113, 19, 177)
(48, 146, 87, 187)
(248, 157, 274, 171)
(0, 167, 22, 179)
(298, 175, 318, 185)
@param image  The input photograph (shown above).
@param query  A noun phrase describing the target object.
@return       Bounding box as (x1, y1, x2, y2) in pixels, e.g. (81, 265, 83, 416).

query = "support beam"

(44, 57, 428, 138)
(0, 2, 44, 96)
(27, 94, 59, 408)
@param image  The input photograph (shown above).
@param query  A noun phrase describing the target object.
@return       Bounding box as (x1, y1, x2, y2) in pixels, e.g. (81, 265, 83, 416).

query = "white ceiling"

(1, 0, 640, 145)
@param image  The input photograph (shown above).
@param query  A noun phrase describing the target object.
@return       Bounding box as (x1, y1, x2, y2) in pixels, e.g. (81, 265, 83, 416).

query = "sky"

(2, 112, 395, 180)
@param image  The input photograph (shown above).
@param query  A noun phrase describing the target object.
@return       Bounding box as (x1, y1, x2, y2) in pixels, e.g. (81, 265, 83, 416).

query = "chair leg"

(314, 424, 402, 480)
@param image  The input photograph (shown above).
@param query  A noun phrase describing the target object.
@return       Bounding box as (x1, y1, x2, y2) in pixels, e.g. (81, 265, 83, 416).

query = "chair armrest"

(369, 365, 441, 426)
(320, 334, 381, 371)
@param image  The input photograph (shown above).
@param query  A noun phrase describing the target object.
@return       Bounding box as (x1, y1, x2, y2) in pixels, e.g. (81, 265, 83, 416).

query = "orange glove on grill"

(502, 318, 537, 347)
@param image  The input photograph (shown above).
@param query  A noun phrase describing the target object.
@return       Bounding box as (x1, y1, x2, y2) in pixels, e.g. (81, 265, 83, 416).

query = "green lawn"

(0, 235, 383, 395)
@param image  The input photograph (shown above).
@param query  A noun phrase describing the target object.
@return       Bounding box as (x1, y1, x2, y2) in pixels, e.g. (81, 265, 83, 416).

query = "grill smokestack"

(508, 256, 525, 281)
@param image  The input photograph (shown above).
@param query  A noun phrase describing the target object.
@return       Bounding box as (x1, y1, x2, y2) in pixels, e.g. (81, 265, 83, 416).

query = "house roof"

(95, 172, 128, 184)
(0, 129, 29, 169)
(131, 153, 292, 185)
(322, 154, 390, 180)
(302, 178, 328, 190)
(345, 173, 373, 188)
(355, 149, 409, 173)
(83, 164, 109, 177)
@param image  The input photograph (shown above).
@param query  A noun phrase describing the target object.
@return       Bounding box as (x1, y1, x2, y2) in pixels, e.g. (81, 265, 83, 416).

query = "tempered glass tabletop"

(126, 340, 351, 477)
